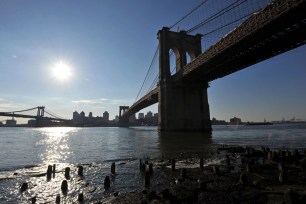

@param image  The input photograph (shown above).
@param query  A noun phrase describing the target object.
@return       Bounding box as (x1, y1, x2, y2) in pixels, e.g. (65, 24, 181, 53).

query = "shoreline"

(1, 145, 306, 203)
(102, 145, 306, 203)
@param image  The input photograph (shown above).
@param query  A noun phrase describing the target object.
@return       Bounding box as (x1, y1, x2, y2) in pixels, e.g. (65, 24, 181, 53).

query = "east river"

(0, 123, 305, 203)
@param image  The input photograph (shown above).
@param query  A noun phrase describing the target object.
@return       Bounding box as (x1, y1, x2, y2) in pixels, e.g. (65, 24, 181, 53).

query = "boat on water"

(245, 122, 273, 126)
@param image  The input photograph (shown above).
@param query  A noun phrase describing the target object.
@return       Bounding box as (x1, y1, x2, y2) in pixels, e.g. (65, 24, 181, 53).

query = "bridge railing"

(183, 0, 304, 76)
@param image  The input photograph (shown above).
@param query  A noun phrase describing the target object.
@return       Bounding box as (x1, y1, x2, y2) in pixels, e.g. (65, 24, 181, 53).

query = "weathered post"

(78, 166, 84, 177)
(61, 180, 68, 193)
(171, 159, 175, 171)
(55, 194, 60, 203)
(111, 162, 116, 175)
(145, 171, 150, 187)
(78, 192, 84, 202)
(65, 167, 70, 179)
(149, 163, 153, 175)
(104, 176, 110, 190)
(200, 158, 204, 169)
(47, 165, 52, 180)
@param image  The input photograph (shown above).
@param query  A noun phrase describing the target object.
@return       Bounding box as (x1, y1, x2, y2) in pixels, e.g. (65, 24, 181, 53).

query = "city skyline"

(0, 0, 306, 123)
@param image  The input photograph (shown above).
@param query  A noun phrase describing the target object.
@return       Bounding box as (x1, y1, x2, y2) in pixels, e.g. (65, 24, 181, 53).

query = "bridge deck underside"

(123, 88, 159, 118)
(183, 0, 306, 82)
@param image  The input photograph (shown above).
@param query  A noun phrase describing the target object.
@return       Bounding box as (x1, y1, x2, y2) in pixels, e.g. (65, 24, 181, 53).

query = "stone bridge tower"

(158, 27, 211, 132)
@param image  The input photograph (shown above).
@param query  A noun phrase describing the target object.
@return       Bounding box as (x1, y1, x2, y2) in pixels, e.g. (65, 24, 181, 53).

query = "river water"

(0, 123, 305, 203)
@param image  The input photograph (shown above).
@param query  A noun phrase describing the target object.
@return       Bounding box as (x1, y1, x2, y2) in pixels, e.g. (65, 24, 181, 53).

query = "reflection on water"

(158, 131, 213, 158)
(37, 127, 76, 164)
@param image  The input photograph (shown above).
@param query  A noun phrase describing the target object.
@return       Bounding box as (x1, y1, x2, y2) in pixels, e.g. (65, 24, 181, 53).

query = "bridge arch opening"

(186, 51, 192, 64)
(169, 48, 179, 76)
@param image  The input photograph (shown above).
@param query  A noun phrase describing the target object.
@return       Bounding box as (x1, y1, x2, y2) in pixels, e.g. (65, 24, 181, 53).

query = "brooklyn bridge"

(118, 0, 306, 132)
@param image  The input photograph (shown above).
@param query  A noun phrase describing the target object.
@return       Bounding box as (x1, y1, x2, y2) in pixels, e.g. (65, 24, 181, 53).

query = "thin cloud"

(72, 99, 103, 105)
(72, 98, 134, 105)
(0, 101, 27, 111)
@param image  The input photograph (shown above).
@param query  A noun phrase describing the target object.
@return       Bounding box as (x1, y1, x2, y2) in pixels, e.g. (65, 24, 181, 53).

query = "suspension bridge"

(119, 0, 306, 131)
(0, 106, 70, 126)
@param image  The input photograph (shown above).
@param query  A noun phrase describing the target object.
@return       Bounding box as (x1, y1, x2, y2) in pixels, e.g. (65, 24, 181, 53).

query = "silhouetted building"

(6, 118, 17, 126)
(80, 111, 85, 118)
(129, 114, 136, 123)
(115, 115, 119, 123)
(138, 113, 144, 119)
(89, 112, 93, 118)
(211, 117, 228, 125)
(73, 111, 80, 120)
(230, 117, 242, 125)
(153, 113, 158, 125)
(143, 111, 154, 125)
(103, 111, 109, 123)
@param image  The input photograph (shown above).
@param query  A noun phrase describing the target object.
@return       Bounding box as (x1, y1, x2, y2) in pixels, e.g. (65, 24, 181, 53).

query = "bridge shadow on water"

(157, 131, 214, 159)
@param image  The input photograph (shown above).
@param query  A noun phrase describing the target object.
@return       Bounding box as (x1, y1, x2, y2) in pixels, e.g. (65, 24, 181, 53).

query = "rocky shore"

(102, 146, 306, 204)
(2, 145, 306, 203)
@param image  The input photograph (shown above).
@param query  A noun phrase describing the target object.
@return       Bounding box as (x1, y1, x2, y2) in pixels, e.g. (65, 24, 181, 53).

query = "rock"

(293, 149, 299, 157)
(225, 155, 230, 166)
(213, 166, 219, 175)
(278, 162, 284, 171)
(268, 151, 273, 160)
(161, 188, 172, 199)
(279, 170, 287, 184)
(181, 168, 187, 181)
(284, 189, 299, 204)
(300, 158, 306, 171)
(198, 181, 206, 191)
(239, 173, 247, 187)
(148, 191, 157, 201)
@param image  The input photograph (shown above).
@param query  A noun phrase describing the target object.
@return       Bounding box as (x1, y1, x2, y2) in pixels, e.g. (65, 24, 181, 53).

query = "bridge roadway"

(122, 0, 306, 118)
(0, 112, 69, 122)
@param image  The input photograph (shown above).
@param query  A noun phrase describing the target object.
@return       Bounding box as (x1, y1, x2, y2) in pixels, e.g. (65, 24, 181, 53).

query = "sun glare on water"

(52, 61, 72, 81)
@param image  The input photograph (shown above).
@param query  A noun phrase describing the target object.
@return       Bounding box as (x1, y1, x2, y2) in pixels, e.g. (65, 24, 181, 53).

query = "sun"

(52, 61, 72, 81)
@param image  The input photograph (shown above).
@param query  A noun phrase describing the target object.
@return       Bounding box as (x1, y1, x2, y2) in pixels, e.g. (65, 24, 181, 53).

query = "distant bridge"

(120, 0, 306, 131)
(0, 106, 70, 126)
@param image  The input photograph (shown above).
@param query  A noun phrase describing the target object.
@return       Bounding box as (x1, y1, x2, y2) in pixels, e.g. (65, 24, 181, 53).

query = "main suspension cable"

(134, 45, 159, 103)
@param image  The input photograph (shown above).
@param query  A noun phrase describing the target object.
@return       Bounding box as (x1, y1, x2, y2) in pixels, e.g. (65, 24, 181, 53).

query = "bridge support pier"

(159, 81, 211, 132)
(158, 27, 211, 132)
(118, 106, 129, 127)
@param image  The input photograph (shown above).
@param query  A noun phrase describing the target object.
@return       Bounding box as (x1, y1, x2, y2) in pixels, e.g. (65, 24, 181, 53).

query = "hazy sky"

(0, 0, 305, 123)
